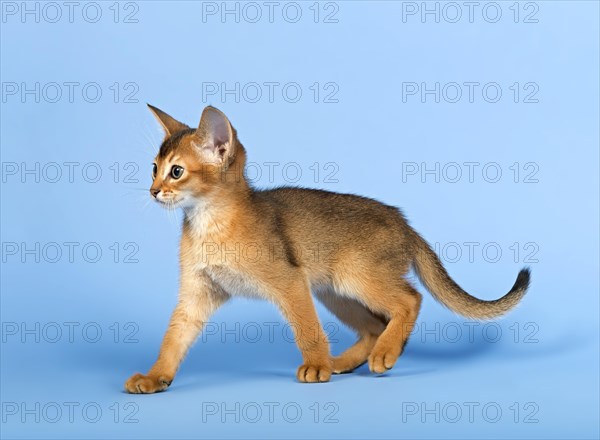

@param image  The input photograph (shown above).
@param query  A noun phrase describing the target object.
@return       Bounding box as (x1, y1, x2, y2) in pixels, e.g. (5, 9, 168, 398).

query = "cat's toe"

(124, 373, 171, 394)
(368, 347, 399, 374)
(296, 364, 332, 383)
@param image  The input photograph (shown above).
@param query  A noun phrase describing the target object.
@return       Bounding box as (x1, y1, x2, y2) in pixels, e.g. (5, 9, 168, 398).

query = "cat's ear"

(194, 106, 235, 165)
(147, 104, 189, 136)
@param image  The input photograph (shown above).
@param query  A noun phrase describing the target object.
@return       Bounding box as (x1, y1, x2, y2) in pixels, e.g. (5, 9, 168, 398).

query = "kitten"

(125, 104, 530, 393)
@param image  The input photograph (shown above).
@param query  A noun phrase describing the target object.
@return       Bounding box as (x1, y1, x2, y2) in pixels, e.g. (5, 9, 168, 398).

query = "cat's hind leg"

(314, 289, 387, 374)
(363, 279, 422, 374)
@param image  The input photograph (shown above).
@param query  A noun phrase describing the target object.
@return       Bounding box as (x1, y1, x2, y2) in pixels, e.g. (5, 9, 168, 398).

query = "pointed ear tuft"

(195, 106, 235, 165)
(147, 104, 189, 137)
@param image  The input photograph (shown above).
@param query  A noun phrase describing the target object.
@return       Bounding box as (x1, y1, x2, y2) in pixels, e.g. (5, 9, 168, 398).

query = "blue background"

(1, 1, 598, 439)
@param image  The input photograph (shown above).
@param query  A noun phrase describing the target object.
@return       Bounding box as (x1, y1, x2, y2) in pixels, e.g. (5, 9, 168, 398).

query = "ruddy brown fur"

(124, 104, 530, 393)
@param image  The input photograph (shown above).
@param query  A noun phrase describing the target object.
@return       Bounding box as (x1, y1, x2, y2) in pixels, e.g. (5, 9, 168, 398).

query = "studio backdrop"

(1, 1, 599, 439)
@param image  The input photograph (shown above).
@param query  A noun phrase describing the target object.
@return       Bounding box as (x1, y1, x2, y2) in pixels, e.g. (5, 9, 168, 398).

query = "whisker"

(141, 124, 160, 152)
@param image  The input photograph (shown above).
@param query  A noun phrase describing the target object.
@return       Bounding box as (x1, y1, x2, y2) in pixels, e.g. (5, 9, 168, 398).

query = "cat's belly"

(205, 265, 268, 300)
(202, 263, 357, 302)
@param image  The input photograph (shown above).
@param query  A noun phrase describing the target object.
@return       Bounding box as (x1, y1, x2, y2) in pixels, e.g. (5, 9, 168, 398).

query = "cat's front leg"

(125, 270, 228, 394)
(269, 278, 332, 383)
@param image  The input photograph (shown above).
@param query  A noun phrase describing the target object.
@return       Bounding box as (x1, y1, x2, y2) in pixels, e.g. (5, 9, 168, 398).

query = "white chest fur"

(205, 265, 267, 299)
(183, 202, 270, 299)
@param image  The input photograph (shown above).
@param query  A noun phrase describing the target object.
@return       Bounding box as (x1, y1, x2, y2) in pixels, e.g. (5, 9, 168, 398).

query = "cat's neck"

(183, 199, 221, 238)
(182, 189, 251, 239)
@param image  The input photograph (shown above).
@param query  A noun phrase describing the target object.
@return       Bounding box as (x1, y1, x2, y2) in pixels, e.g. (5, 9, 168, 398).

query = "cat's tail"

(412, 234, 530, 320)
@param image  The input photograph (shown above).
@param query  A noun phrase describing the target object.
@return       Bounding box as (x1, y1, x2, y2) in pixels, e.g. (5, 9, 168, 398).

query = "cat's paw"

(296, 363, 332, 383)
(368, 346, 400, 374)
(124, 373, 172, 394)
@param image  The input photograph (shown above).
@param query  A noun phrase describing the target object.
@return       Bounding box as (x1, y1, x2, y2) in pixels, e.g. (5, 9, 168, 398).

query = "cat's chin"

(156, 196, 201, 211)
(155, 198, 186, 210)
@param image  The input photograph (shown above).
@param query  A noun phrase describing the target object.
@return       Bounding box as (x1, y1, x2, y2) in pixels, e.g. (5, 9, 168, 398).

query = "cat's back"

(251, 186, 411, 239)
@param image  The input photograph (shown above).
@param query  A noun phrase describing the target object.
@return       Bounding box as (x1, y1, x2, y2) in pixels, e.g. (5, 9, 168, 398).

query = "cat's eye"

(171, 165, 184, 179)
(152, 163, 157, 179)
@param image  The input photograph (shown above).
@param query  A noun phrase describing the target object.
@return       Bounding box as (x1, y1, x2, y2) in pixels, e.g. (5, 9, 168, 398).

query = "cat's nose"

(150, 188, 160, 198)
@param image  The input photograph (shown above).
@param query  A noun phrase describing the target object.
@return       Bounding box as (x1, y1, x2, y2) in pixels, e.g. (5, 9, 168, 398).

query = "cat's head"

(147, 104, 246, 209)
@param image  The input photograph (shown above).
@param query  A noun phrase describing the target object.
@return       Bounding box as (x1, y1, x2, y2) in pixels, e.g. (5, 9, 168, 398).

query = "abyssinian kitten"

(125, 104, 530, 393)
